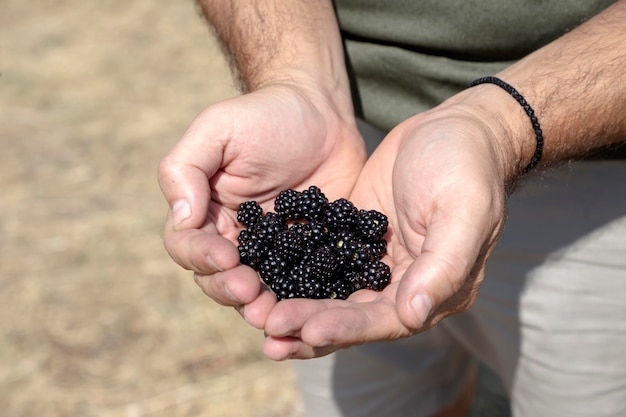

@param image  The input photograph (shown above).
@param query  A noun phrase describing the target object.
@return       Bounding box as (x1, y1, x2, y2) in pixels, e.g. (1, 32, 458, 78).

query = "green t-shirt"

(334, 0, 617, 131)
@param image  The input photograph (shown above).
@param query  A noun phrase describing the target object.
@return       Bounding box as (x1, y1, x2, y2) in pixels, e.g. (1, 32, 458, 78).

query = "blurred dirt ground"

(0, 1, 303, 416)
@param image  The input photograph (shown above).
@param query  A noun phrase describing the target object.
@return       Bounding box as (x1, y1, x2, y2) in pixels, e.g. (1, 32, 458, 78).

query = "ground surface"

(0, 1, 302, 416)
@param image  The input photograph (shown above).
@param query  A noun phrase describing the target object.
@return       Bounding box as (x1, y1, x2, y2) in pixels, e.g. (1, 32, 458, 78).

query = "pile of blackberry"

(237, 186, 391, 301)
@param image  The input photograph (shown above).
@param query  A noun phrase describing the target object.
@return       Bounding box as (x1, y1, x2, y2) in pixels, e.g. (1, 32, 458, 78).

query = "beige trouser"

(294, 122, 626, 417)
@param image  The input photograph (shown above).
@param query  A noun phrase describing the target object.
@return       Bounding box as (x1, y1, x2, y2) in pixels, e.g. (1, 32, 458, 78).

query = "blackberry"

(345, 270, 365, 292)
(270, 275, 296, 301)
(237, 229, 252, 245)
(273, 229, 304, 264)
(305, 246, 339, 281)
(236, 186, 392, 300)
(345, 260, 391, 291)
(238, 237, 269, 269)
(356, 209, 389, 241)
(298, 185, 328, 221)
(360, 260, 391, 291)
(288, 221, 307, 237)
(330, 230, 384, 272)
(258, 250, 289, 286)
(325, 198, 358, 231)
(366, 240, 387, 261)
(290, 264, 330, 299)
(329, 228, 355, 246)
(282, 246, 340, 300)
(328, 278, 352, 300)
(331, 230, 360, 270)
(237, 201, 262, 228)
(252, 212, 287, 242)
(351, 242, 375, 271)
(274, 189, 301, 219)
(296, 220, 328, 254)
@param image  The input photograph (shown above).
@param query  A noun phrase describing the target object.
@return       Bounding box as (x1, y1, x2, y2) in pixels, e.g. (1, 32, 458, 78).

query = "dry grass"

(0, 1, 302, 416)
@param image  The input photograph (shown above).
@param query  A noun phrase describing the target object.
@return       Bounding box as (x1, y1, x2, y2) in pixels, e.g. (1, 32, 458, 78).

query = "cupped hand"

(158, 84, 367, 326)
(262, 106, 511, 360)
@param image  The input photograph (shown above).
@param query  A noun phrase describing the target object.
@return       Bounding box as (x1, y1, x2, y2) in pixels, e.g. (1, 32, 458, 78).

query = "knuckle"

(156, 155, 179, 185)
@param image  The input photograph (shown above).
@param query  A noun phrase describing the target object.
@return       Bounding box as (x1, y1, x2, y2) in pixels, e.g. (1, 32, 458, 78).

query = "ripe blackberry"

(274, 189, 301, 219)
(288, 221, 306, 237)
(237, 201, 262, 228)
(345, 270, 365, 292)
(252, 212, 287, 242)
(328, 278, 352, 300)
(237, 229, 252, 245)
(356, 209, 389, 241)
(325, 198, 358, 231)
(273, 229, 304, 264)
(258, 250, 289, 286)
(280, 246, 339, 300)
(238, 237, 269, 269)
(290, 265, 330, 299)
(305, 246, 339, 280)
(366, 240, 387, 261)
(351, 242, 375, 271)
(331, 230, 360, 270)
(295, 220, 328, 254)
(360, 260, 391, 291)
(236, 186, 391, 300)
(270, 275, 296, 301)
(330, 230, 384, 272)
(329, 228, 355, 245)
(298, 185, 328, 221)
(345, 260, 391, 291)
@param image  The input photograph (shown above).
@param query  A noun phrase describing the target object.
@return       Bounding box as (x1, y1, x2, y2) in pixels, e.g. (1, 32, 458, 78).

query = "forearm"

(196, 0, 353, 115)
(448, 1, 626, 179)
(501, 0, 626, 163)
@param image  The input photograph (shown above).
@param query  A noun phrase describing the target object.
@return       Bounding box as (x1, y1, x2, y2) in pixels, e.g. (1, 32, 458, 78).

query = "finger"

(395, 211, 493, 330)
(264, 298, 341, 338)
(194, 264, 262, 307)
(163, 216, 241, 274)
(265, 283, 412, 349)
(263, 335, 339, 360)
(157, 111, 227, 230)
(234, 287, 279, 329)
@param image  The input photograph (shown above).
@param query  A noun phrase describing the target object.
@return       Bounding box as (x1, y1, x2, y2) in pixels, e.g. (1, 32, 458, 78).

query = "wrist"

(209, 0, 354, 124)
(241, 41, 356, 126)
(467, 77, 544, 175)
(438, 83, 540, 189)
(243, 82, 365, 169)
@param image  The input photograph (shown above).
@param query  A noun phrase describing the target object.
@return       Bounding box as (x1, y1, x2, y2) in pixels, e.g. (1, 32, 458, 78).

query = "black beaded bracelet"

(467, 76, 544, 174)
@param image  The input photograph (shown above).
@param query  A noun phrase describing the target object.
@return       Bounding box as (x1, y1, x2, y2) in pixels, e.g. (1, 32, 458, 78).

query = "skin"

(159, 0, 363, 327)
(158, 0, 626, 361)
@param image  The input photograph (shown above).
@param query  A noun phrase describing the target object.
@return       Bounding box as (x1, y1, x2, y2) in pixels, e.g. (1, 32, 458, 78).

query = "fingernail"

(410, 293, 433, 326)
(171, 200, 190, 227)
(206, 254, 223, 273)
(222, 278, 236, 301)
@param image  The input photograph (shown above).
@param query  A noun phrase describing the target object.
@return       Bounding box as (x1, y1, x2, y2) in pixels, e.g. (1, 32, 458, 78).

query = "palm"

(159, 84, 366, 315)
(348, 132, 415, 291)
(355, 118, 498, 277)
(193, 85, 367, 244)
(262, 113, 509, 360)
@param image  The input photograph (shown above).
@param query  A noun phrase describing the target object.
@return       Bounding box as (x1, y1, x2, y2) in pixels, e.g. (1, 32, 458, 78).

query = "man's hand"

(261, 106, 509, 360)
(260, 0, 626, 360)
(158, 83, 366, 324)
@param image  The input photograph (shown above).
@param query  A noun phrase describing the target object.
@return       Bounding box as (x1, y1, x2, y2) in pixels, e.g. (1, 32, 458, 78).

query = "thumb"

(157, 116, 225, 230)
(395, 215, 487, 330)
